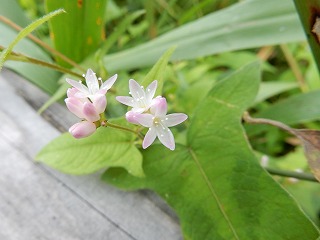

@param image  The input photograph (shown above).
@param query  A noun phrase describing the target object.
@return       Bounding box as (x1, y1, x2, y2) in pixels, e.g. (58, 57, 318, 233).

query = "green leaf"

(104, 0, 305, 72)
(0, 8, 65, 72)
(247, 90, 320, 136)
(141, 46, 175, 96)
(45, 0, 107, 67)
(103, 62, 320, 239)
(0, 0, 30, 27)
(254, 81, 298, 105)
(36, 122, 144, 177)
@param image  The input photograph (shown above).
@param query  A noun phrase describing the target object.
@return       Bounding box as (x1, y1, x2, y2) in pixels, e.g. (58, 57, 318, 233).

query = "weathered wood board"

(0, 69, 182, 240)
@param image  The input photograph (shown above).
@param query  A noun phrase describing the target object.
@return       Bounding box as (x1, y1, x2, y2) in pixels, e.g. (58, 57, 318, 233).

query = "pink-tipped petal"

(116, 96, 135, 107)
(85, 69, 99, 94)
(93, 94, 107, 114)
(129, 79, 145, 100)
(65, 97, 85, 118)
(135, 113, 154, 127)
(146, 80, 158, 102)
(83, 102, 100, 122)
(67, 87, 79, 98)
(69, 121, 96, 139)
(66, 78, 89, 94)
(155, 125, 175, 150)
(150, 97, 167, 117)
(165, 113, 188, 127)
(142, 127, 157, 149)
(100, 74, 117, 93)
(125, 111, 140, 124)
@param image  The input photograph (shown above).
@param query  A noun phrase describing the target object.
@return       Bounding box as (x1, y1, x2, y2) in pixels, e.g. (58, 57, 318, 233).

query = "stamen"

(82, 74, 85, 77)
(129, 91, 132, 95)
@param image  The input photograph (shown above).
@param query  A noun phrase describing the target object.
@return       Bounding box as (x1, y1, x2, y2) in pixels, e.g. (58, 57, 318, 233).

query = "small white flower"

(66, 68, 117, 101)
(134, 97, 188, 150)
(116, 79, 157, 113)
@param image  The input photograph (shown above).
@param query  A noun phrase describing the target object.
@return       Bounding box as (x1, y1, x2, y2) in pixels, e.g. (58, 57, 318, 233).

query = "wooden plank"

(0, 69, 182, 240)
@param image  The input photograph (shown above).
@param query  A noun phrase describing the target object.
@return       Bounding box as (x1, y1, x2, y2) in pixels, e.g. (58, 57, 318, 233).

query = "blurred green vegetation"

(1, 0, 320, 228)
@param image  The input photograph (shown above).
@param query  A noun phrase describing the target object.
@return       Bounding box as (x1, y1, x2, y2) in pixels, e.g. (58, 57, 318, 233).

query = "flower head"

(66, 68, 117, 101)
(116, 79, 157, 113)
(134, 97, 188, 150)
(65, 69, 116, 139)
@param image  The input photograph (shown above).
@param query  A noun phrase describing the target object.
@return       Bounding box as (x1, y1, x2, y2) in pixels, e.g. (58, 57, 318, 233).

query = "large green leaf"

(36, 121, 144, 177)
(104, 0, 305, 72)
(103, 62, 319, 239)
(45, 0, 107, 67)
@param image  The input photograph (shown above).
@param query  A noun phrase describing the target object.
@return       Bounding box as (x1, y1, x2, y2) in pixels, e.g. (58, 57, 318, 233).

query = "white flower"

(134, 97, 188, 150)
(66, 68, 117, 101)
(116, 79, 157, 113)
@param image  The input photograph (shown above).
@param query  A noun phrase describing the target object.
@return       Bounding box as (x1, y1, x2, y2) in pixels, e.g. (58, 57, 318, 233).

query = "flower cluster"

(116, 80, 187, 150)
(65, 69, 117, 138)
(65, 69, 187, 150)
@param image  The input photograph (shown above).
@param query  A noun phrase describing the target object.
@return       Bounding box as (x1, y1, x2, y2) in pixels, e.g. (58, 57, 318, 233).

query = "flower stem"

(265, 167, 318, 182)
(104, 121, 144, 139)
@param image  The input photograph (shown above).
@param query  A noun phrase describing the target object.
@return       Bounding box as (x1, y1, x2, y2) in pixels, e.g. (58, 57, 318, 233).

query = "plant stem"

(242, 111, 297, 136)
(0, 46, 82, 78)
(0, 15, 85, 72)
(280, 44, 308, 92)
(105, 121, 144, 139)
(265, 167, 318, 182)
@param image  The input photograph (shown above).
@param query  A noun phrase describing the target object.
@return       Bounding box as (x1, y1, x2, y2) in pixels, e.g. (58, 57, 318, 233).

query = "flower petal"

(150, 97, 167, 117)
(100, 74, 117, 94)
(66, 78, 89, 94)
(65, 97, 85, 118)
(116, 96, 135, 107)
(93, 94, 107, 114)
(129, 79, 145, 100)
(155, 125, 175, 150)
(145, 80, 157, 102)
(164, 113, 188, 127)
(135, 113, 154, 127)
(83, 102, 100, 122)
(69, 121, 96, 139)
(143, 127, 157, 149)
(85, 69, 99, 95)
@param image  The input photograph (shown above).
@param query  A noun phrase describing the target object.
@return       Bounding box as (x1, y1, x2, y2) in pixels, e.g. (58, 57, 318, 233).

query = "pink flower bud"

(93, 94, 107, 114)
(83, 102, 100, 122)
(69, 121, 96, 138)
(65, 97, 85, 119)
(67, 87, 79, 98)
(125, 111, 141, 124)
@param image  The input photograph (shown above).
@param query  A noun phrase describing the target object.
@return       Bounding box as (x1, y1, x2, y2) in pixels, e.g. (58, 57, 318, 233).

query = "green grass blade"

(0, 8, 65, 72)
